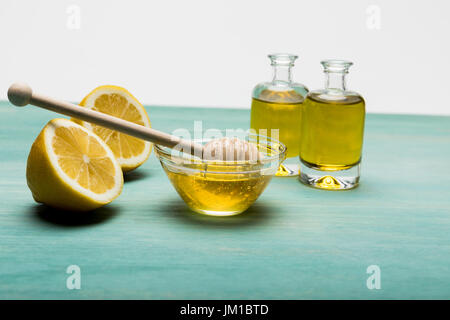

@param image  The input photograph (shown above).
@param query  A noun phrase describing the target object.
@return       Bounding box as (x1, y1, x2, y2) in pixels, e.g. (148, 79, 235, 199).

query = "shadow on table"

(124, 170, 151, 183)
(30, 204, 120, 227)
(160, 200, 275, 228)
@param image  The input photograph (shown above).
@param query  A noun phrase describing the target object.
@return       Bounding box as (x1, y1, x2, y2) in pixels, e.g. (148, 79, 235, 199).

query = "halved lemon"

(76, 85, 152, 172)
(26, 118, 123, 211)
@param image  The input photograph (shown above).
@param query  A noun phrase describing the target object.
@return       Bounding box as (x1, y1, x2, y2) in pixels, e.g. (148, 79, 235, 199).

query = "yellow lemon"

(26, 118, 123, 211)
(76, 85, 152, 172)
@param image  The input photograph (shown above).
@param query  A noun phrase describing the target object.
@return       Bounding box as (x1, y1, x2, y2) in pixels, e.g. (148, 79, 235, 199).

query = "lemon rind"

(79, 86, 152, 170)
(44, 118, 123, 203)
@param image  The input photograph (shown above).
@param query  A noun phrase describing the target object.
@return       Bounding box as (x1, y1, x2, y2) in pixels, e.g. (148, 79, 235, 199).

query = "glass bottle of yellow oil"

(299, 60, 365, 190)
(250, 53, 308, 176)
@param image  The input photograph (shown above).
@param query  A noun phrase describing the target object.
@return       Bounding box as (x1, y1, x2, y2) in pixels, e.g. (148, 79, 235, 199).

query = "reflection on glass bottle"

(250, 53, 308, 176)
(299, 60, 365, 190)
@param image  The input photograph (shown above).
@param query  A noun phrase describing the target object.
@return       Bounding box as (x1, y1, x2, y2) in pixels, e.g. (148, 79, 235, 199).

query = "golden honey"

(163, 165, 271, 216)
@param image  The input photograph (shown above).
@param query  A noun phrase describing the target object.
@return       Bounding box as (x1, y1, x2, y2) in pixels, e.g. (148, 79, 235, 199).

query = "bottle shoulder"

(292, 82, 309, 96)
(306, 89, 364, 105)
(252, 82, 309, 103)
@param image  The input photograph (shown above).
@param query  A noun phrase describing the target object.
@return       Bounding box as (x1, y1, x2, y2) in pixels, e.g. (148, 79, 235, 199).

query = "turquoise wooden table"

(0, 100, 449, 299)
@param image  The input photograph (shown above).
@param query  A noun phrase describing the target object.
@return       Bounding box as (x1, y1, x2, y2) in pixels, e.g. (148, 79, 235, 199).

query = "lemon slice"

(26, 118, 123, 211)
(76, 85, 152, 172)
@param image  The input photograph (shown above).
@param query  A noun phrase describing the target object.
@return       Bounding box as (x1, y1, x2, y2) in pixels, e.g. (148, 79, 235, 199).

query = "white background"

(1, 0, 449, 115)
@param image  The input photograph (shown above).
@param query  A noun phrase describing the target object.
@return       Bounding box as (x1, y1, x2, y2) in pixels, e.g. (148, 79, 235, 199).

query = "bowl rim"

(154, 133, 287, 167)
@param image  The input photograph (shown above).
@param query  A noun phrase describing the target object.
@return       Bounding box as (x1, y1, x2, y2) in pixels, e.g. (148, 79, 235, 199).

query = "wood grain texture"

(0, 100, 449, 299)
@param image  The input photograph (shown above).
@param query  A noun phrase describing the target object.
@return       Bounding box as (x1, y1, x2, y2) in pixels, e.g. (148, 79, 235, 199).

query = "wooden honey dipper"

(7, 83, 260, 161)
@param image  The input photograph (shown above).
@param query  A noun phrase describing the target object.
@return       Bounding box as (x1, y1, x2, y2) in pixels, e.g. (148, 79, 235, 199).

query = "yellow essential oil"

(163, 165, 271, 216)
(299, 59, 366, 190)
(250, 53, 308, 176)
(251, 90, 304, 158)
(300, 93, 365, 170)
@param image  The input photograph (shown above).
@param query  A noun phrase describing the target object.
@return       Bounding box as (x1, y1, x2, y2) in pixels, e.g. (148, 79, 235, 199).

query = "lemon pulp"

(77, 85, 152, 172)
(26, 119, 123, 211)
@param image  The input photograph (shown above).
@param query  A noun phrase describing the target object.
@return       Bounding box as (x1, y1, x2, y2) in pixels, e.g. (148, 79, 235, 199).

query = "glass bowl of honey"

(155, 132, 286, 216)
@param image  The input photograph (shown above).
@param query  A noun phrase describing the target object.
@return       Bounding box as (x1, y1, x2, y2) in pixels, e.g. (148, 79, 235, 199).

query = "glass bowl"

(155, 132, 286, 216)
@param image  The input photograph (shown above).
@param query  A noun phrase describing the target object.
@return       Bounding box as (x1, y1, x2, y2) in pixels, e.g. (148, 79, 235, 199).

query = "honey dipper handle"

(7, 83, 203, 157)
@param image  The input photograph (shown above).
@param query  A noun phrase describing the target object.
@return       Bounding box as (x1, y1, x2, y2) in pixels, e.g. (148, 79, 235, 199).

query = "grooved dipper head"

(203, 137, 262, 161)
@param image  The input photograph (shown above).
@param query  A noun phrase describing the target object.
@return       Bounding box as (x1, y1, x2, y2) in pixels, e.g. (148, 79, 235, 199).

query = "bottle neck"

(272, 65, 292, 84)
(325, 72, 347, 91)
